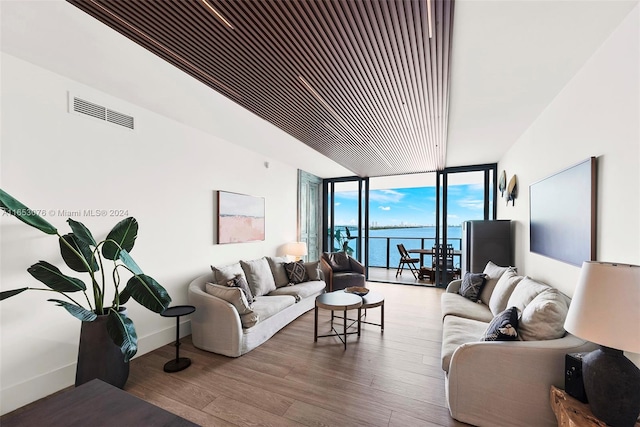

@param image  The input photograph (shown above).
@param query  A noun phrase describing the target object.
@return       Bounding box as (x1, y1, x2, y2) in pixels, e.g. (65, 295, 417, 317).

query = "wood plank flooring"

(2, 282, 467, 427)
(125, 282, 466, 427)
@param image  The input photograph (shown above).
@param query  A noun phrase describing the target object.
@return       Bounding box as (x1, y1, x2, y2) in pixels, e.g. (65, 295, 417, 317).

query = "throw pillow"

(506, 276, 552, 312)
(458, 272, 487, 302)
(211, 262, 246, 286)
(240, 258, 277, 297)
(489, 269, 524, 315)
(226, 274, 254, 305)
(479, 261, 515, 305)
(519, 288, 569, 341)
(481, 306, 519, 341)
(205, 283, 253, 315)
(325, 252, 351, 272)
(240, 311, 259, 329)
(284, 260, 309, 284)
(304, 261, 323, 281)
(266, 256, 290, 288)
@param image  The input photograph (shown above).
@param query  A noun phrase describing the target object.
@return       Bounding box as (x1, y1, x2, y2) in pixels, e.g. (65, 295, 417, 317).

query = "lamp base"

(583, 346, 640, 427)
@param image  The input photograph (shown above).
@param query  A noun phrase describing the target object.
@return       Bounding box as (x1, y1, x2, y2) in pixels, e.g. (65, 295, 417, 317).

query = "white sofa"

(188, 257, 326, 357)
(441, 262, 597, 427)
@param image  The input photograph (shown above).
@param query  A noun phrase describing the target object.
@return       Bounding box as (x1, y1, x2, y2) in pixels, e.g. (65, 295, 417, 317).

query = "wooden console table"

(550, 386, 640, 427)
(1, 379, 197, 426)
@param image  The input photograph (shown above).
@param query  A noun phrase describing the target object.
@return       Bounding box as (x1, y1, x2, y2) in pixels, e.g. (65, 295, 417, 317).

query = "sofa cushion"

(489, 270, 524, 315)
(205, 283, 254, 315)
(267, 256, 290, 288)
(519, 288, 569, 341)
(241, 258, 277, 297)
(481, 306, 519, 341)
(479, 261, 515, 305)
(251, 295, 296, 323)
(284, 260, 309, 284)
(211, 262, 246, 286)
(304, 261, 323, 281)
(459, 272, 487, 302)
(267, 280, 326, 301)
(226, 274, 255, 305)
(325, 252, 351, 272)
(240, 312, 259, 329)
(507, 276, 551, 312)
(441, 292, 495, 323)
(441, 316, 489, 373)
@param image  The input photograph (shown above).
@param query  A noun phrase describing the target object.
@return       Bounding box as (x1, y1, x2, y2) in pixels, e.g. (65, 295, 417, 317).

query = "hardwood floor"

(124, 282, 467, 427)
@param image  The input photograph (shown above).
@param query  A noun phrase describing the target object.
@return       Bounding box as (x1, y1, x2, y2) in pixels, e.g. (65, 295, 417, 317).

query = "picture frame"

(217, 191, 265, 244)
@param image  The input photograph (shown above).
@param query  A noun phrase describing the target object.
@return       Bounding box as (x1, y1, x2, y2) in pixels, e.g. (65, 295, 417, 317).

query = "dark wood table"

(1, 379, 197, 426)
(314, 291, 362, 349)
(407, 248, 462, 267)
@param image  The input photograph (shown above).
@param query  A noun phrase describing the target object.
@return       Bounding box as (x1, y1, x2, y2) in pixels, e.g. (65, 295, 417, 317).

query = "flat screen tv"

(529, 157, 596, 266)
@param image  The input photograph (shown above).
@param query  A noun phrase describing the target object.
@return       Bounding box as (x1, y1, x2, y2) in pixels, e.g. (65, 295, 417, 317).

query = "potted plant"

(0, 189, 172, 388)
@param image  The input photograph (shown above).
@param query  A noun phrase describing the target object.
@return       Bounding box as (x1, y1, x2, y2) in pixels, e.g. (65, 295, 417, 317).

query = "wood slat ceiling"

(67, 0, 454, 177)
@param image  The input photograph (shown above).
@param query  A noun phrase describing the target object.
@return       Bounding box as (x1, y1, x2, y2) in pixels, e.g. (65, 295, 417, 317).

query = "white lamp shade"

(564, 261, 640, 353)
(287, 241, 308, 257)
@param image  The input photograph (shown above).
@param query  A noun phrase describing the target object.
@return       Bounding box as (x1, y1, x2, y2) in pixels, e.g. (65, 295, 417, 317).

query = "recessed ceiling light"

(201, 0, 234, 29)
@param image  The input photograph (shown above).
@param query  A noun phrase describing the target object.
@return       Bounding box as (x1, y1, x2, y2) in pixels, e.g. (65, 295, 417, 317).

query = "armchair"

(320, 252, 366, 291)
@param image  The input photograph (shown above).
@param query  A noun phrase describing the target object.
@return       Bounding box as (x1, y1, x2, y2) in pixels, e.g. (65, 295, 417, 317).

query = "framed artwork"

(217, 191, 265, 244)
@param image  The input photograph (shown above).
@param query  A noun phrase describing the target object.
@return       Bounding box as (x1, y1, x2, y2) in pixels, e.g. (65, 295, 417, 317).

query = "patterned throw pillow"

(481, 306, 519, 341)
(226, 274, 254, 305)
(459, 272, 487, 302)
(284, 261, 309, 284)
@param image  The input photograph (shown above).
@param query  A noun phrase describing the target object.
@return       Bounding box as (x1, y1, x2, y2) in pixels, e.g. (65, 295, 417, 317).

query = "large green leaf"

(47, 299, 97, 321)
(106, 309, 137, 362)
(118, 249, 143, 275)
(0, 288, 28, 300)
(27, 261, 86, 292)
(67, 219, 96, 247)
(118, 285, 132, 305)
(59, 234, 99, 273)
(123, 274, 171, 313)
(0, 189, 57, 235)
(102, 217, 138, 260)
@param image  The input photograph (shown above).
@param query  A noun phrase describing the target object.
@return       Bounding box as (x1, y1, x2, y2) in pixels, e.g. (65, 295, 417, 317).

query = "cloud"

(334, 202, 341, 206)
(379, 206, 391, 211)
(458, 197, 484, 210)
(369, 189, 405, 203)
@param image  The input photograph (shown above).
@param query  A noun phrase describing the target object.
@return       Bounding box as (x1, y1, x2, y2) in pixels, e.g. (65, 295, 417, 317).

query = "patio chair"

(396, 244, 420, 278)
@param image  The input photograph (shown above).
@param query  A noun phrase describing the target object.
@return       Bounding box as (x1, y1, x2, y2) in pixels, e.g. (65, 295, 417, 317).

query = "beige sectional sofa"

(441, 262, 597, 427)
(188, 256, 326, 357)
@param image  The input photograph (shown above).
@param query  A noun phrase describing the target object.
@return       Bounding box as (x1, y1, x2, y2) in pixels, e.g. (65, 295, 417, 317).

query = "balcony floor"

(367, 266, 440, 287)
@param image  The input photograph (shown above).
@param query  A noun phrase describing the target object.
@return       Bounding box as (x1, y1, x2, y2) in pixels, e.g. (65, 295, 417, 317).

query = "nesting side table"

(160, 305, 195, 373)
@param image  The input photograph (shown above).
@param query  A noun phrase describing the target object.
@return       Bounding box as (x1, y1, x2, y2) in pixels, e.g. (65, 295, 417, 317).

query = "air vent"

(69, 93, 135, 130)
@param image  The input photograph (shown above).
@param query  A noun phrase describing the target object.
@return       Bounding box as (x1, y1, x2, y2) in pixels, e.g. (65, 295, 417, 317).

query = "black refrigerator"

(461, 220, 512, 273)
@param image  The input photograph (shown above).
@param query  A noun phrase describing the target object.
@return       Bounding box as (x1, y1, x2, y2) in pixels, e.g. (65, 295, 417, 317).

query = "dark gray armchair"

(320, 252, 366, 292)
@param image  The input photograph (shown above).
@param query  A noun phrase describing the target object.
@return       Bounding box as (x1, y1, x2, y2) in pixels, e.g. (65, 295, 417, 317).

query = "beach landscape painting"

(217, 191, 265, 244)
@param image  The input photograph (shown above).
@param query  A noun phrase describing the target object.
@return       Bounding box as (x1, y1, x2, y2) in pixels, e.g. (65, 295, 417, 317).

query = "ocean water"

(333, 226, 462, 268)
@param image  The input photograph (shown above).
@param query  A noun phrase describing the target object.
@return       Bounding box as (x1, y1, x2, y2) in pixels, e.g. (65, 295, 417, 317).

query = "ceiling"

(1, 1, 638, 178)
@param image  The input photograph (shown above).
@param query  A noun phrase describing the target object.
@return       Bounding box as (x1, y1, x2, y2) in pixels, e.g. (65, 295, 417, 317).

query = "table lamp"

(287, 241, 307, 261)
(564, 261, 640, 427)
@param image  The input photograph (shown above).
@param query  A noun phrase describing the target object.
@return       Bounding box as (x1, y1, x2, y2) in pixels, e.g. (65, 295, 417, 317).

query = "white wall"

(497, 5, 639, 363)
(0, 53, 301, 414)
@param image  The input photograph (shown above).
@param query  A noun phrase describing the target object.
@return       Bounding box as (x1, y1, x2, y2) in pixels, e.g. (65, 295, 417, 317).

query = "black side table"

(160, 305, 196, 372)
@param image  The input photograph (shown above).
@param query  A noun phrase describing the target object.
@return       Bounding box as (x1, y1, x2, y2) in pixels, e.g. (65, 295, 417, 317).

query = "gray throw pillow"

(226, 274, 254, 305)
(284, 260, 309, 284)
(481, 306, 519, 341)
(304, 261, 323, 281)
(519, 289, 569, 340)
(459, 272, 487, 302)
(240, 258, 277, 297)
(211, 262, 246, 286)
(205, 283, 253, 315)
(267, 256, 290, 288)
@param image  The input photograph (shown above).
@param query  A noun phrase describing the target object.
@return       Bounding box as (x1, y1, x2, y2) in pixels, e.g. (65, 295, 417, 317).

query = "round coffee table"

(358, 292, 385, 334)
(314, 292, 362, 349)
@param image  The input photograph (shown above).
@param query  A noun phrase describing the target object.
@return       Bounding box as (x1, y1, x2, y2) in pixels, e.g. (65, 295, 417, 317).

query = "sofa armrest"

(446, 334, 598, 427)
(348, 256, 365, 274)
(188, 279, 243, 357)
(446, 279, 462, 294)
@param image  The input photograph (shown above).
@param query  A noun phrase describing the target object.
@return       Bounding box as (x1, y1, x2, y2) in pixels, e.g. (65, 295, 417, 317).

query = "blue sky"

(334, 185, 486, 226)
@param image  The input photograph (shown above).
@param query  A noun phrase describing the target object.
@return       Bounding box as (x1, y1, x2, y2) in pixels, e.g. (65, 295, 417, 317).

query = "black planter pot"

(75, 309, 129, 388)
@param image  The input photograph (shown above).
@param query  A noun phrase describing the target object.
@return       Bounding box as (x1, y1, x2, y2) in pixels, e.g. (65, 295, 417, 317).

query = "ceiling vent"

(69, 93, 135, 130)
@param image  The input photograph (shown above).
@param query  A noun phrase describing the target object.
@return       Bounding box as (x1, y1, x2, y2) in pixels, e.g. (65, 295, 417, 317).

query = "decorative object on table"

(564, 261, 640, 427)
(344, 286, 369, 296)
(565, 352, 589, 403)
(498, 170, 507, 196)
(0, 189, 172, 388)
(506, 174, 517, 205)
(160, 305, 196, 372)
(217, 190, 265, 244)
(286, 241, 308, 261)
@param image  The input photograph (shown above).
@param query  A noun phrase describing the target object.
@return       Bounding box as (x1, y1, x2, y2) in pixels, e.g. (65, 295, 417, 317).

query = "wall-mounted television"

(529, 157, 596, 266)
